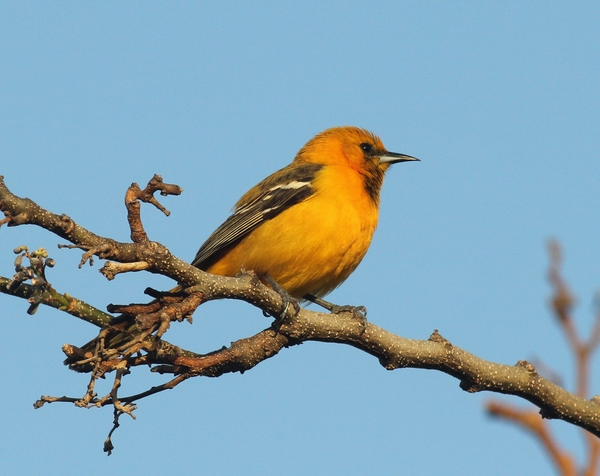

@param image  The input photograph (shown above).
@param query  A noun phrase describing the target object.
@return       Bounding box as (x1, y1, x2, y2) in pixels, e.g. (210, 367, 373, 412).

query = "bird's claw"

(331, 304, 368, 329)
(331, 304, 367, 317)
(263, 273, 300, 323)
(302, 293, 368, 330)
(280, 295, 301, 322)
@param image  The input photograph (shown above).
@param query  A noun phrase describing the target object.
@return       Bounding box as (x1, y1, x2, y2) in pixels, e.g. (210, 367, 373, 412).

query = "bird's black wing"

(191, 162, 323, 270)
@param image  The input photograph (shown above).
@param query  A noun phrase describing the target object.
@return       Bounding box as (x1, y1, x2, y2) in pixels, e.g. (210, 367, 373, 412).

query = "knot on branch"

(429, 329, 451, 346)
(379, 354, 408, 370)
(516, 360, 538, 375)
(0, 210, 29, 226)
(459, 379, 485, 393)
(59, 214, 76, 234)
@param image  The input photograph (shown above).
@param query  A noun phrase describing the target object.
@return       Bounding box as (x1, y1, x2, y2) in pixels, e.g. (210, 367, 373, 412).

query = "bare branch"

(59, 301, 600, 438)
(3, 174, 600, 454)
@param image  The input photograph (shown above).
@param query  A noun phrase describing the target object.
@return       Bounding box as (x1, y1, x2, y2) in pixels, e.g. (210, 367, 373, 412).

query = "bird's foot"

(263, 274, 300, 323)
(303, 294, 368, 329)
(332, 304, 368, 330)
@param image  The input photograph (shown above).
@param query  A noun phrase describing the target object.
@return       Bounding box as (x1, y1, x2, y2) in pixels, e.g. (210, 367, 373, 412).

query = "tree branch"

(2, 174, 600, 454)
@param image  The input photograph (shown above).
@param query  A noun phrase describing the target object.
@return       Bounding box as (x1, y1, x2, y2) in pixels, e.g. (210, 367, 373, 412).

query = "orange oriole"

(65, 126, 417, 370)
(190, 126, 418, 301)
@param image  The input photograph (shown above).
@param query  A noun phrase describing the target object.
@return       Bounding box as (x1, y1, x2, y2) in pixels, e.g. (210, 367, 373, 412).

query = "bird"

(65, 126, 417, 371)
(190, 126, 418, 309)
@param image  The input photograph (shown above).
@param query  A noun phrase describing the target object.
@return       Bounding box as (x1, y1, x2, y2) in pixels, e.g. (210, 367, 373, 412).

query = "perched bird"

(191, 126, 418, 305)
(65, 126, 417, 371)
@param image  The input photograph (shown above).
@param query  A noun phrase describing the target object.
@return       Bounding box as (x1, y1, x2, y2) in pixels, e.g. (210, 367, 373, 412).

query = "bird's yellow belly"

(207, 188, 379, 299)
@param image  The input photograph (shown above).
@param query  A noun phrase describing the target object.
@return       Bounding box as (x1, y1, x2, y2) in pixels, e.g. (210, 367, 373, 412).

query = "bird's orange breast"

(206, 164, 380, 298)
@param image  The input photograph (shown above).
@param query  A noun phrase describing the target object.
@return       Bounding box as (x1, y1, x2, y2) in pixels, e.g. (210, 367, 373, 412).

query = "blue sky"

(1, 2, 599, 475)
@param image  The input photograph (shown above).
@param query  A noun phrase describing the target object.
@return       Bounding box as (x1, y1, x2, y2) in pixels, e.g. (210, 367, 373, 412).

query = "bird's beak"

(379, 151, 420, 164)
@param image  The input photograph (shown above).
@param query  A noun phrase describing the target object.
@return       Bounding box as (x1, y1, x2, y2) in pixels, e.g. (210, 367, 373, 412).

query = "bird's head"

(294, 126, 418, 203)
(294, 126, 418, 172)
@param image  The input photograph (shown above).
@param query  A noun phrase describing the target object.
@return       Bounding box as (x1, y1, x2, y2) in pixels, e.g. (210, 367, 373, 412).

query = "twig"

(487, 402, 576, 476)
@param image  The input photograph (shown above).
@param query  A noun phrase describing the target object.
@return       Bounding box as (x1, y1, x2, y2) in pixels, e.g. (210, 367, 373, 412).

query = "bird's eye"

(360, 143, 374, 154)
